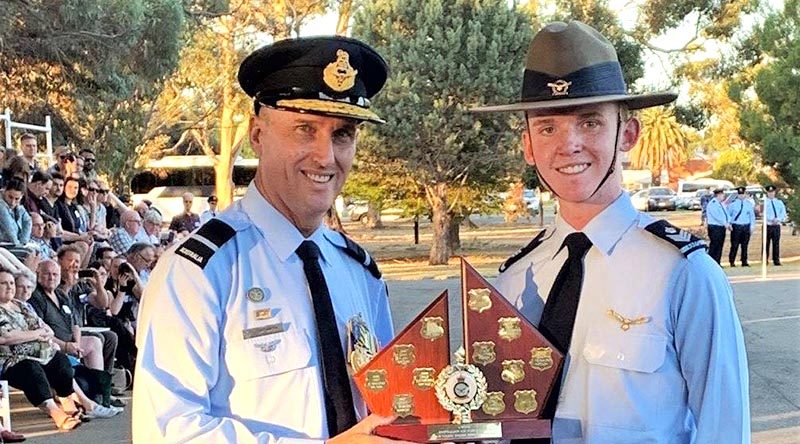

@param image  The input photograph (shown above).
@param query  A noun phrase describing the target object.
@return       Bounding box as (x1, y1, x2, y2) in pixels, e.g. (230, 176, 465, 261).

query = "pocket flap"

(235, 328, 312, 380)
(582, 330, 667, 373)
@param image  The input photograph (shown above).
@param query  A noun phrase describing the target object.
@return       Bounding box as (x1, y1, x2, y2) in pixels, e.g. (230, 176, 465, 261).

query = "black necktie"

(734, 201, 744, 222)
(295, 240, 357, 436)
(770, 199, 777, 223)
(511, 233, 593, 444)
(536, 233, 593, 420)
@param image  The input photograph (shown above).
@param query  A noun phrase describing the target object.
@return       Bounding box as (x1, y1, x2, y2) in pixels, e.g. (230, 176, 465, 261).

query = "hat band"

(521, 61, 627, 102)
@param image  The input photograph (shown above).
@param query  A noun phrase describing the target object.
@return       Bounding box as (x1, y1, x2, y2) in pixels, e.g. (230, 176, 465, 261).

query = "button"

(617, 352, 625, 361)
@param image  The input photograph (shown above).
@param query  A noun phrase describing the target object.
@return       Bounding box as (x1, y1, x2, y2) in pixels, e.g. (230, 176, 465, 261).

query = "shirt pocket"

(582, 329, 667, 373)
(232, 328, 313, 381)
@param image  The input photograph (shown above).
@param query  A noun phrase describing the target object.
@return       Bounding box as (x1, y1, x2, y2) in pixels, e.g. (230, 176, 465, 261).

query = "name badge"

(242, 323, 285, 340)
(62, 305, 72, 315)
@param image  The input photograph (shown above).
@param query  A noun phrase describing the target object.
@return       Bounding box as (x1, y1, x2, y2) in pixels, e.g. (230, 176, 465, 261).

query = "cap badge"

(546, 79, 572, 96)
(323, 49, 358, 92)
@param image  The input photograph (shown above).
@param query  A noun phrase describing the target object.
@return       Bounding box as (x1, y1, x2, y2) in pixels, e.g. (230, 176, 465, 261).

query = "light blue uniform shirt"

(705, 198, 730, 227)
(495, 193, 750, 444)
(764, 197, 787, 225)
(133, 183, 394, 443)
(727, 198, 755, 231)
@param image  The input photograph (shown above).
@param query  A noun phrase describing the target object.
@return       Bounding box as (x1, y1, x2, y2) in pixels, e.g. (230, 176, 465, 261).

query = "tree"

(353, 0, 533, 265)
(141, 0, 332, 208)
(712, 148, 756, 184)
(736, 0, 800, 223)
(0, 0, 186, 186)
(629, 107, 690, 185)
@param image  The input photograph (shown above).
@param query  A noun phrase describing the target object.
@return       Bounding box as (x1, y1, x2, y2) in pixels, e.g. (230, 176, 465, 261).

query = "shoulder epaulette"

(499, 229, 547, 273)
(335, 234, 382, 279)
(175, 218, 237, 269)
(644, 219, 707, 257)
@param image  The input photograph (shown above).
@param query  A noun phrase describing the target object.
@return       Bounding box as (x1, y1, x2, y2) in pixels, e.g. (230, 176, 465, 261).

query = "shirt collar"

(552, 192, 638, 257)
(240, 182, 330, 264)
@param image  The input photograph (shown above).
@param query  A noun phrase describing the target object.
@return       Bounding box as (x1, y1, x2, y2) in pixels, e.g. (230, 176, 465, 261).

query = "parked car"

(522, 189, 540, 215)
(631, 187, 678, 212)
(685, 189, 709, 211)
(345, 200, 404, 223)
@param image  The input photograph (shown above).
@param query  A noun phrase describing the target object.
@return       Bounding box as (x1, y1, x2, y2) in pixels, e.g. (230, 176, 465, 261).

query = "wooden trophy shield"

(353, 292, 451, 426)
(462, 259, 563, 438)
(354, 259, 562, 442)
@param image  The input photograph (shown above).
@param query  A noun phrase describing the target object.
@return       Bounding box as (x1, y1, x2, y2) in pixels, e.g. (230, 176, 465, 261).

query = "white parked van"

(676, 178, 734, 208)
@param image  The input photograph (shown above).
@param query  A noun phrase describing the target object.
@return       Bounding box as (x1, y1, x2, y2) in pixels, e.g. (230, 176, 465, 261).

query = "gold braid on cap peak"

(275, 98, 383, 123)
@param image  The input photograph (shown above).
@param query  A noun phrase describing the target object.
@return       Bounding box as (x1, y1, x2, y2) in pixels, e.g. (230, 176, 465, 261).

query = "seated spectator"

(10, 270, 121, 422)
(39, 172, 63, 223)
(83, 261, 137, 374)
(0, 178, 32, 246)
(139, 209, 162, 246)
(100, 182, 121, 229)
(87, 180, 109, 236)
(18, 132, 41, 174)
(23, 170, 52, 215)
(54, 176, 94, 256)
(29, 212, 57, 258)
(29, 260, 106, 376)
(169, 192, 201, 234)
(79, 148, 98, 181)
(0, 268, 81, 431)
(47, 147, 78, 178)
(108, 210, 141, 255)
(2, 155, 31, 185)
(57, 246, 118, 376)
(95, 246, 117, 271)
(199, 195, 218, 224)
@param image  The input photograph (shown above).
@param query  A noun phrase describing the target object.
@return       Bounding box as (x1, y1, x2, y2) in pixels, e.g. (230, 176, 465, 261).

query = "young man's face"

(20, 138, 37, 158)
(249, 107, 359, 230)
(81, 152, 96, 171)
(523, 102, 639, 206)
(30, 180, 51, 198)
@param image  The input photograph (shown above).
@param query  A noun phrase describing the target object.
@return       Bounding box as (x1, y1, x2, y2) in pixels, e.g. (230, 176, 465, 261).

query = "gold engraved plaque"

(498, 317, 522, 342)
(412, 368, 436, 390)
(467, 288, 492, 313)
(530, 347, 554, 372)
(421, 317, 445, 341)
(393, 344, 416, 367)
(365, 369, 388, 392)
(514, 389, 538, 414)
(481, 392, 506, 416)
(501, 360, 525, 385)
(471, 341, 496, 366)
(428, 422, 503, 441)
(393, 394, 414, 418)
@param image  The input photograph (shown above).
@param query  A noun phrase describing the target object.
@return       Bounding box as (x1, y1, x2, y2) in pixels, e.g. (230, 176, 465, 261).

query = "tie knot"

(296, 240, 321, 261)
(563, 232, 592, 258)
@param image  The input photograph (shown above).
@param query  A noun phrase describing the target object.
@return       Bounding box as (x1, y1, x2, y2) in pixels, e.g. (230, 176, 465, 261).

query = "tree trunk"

(448, 213, 462, 252)
(335, 0, 353, 35)
(427, 183, 451, 265)
(365, 202, 383, 229)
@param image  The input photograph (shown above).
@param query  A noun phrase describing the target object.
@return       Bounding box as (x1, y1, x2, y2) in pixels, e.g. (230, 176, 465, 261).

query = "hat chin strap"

(528, 113, 622, 201)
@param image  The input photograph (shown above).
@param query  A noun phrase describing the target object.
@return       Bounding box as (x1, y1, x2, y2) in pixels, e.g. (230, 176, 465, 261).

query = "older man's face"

(248, 107, 359, 232)
(37, 262, 61, 292)
(31, 213, 45, 238)
(122, 212, 143, 236)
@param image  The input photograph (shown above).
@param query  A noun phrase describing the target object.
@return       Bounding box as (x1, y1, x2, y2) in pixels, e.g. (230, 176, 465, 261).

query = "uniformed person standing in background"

(133, 37, 414, 444)
(475, 21, 750, 443)
(764, 185, 787, 266)
(705, 188, 731, 264)
(727, 186, 756, 267)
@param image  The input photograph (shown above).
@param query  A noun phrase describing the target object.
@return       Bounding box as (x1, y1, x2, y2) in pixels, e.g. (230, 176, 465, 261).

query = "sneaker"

(85, 404, 121, 419)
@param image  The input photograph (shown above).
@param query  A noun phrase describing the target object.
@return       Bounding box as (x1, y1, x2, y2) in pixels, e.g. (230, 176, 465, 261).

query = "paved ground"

(18, 268, 799, 443)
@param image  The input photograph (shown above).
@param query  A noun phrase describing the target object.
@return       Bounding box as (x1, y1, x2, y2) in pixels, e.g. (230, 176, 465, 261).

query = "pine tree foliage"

(352, 0, 533, 264)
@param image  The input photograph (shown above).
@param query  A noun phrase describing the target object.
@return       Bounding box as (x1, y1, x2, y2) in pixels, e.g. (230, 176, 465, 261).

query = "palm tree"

(630, 107, 690, 185)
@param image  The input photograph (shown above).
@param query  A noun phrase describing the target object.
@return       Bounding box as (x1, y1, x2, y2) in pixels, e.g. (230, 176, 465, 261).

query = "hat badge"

(323, 49, 358, 92)
(546, 79, 572, 96)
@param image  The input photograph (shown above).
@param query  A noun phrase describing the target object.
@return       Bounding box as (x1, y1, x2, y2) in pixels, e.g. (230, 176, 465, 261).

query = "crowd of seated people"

(0, 133, 216, 435)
